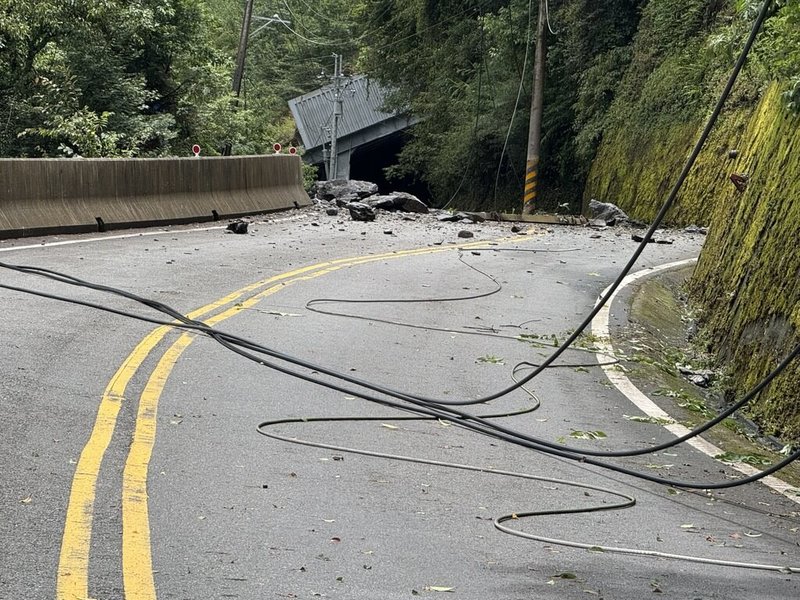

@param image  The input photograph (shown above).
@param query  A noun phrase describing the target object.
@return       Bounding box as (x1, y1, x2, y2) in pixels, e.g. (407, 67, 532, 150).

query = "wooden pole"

(523, 0, 547, 214)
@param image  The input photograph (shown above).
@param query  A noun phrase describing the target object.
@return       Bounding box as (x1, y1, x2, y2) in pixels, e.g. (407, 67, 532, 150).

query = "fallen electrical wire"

(2, 250, 798, 490)
(0, 0, 796, 491)
(0, 0, 796, 576)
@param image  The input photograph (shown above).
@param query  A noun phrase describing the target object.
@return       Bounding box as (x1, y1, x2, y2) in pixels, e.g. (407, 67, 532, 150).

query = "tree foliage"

(1, 0, 798, 208)
(0, 0, 238, 156)
(356, 0, 646, 209)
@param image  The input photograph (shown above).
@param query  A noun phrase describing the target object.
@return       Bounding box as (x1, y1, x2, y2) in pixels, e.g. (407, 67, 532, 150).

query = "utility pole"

(224, 0, 255, 156)
(523, 0, 548, 215)
(232, 0, 255, 100)
(328, 54, 346, 180)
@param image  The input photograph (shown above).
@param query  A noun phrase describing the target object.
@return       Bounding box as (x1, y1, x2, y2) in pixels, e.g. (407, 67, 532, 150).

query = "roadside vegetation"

(3, 1, 794, 210)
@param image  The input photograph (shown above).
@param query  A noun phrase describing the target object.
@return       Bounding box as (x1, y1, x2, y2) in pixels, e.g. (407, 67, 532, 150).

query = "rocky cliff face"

(588, 81, 799, 439)
(688, 84, 799, 440)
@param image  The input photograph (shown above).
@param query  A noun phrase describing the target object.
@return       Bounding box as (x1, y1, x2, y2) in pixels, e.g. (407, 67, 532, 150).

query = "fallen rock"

(226, 220, 249, 234)
(326, 207, 339, 216)
(312, 179, 379, 203)
(589, 199, 629, 225)
(393, 192, 429, 214)
(368, 196, 396, 211)
(684, 225, 708, 235)
(677, 365, 715, 388)
(437, 213, 461, 222)
(457, 230, 474, 239)
(346, 202, 376, 222)
(633, 233, 673, 244)
(456, 211, 483, 223)
(367, 192, 429, 214)
(335, 193, 361, 207)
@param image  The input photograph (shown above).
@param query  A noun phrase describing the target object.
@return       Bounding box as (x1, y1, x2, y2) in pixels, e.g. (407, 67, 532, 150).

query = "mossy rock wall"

(589, 81, 799, 439)
(688, 83, 799, 441)
(584, 104, 755, 226)
(582, 3, 799, 440)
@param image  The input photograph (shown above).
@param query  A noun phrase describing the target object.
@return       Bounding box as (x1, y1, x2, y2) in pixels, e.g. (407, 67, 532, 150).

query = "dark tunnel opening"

(347, 131, 431, 203)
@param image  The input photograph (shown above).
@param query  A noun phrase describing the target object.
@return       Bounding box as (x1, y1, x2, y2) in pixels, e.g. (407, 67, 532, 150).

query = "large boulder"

(367, 196, 397, 211)
(392, 192, 429, 214)
(312, 179, 379, 202)
(334, 193, 361, 207)
(346, 202, 376, 222)
(588, 198, 629, 225)
(367, 192, 429, 214)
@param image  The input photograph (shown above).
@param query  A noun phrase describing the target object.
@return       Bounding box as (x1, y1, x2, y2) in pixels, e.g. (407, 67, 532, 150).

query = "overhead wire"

(365, 3, 486, 56)
(277, 17, 332, 46)
(285, 0, 337, 23)
(441, 10, 486, 211)
(282, 0, 394, 43)
(263, 1, 486, 54)
(544, 0, 557, 35)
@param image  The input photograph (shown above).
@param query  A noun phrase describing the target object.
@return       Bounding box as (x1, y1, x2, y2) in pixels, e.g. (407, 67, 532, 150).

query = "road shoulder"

(594, 259, 800, 500)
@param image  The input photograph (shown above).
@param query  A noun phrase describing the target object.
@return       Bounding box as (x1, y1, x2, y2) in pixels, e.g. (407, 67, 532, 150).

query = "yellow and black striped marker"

(523, 158, 538, 214)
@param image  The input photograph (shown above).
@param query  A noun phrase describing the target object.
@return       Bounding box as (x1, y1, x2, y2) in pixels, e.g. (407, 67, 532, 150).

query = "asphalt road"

(1, 207, 798, 600)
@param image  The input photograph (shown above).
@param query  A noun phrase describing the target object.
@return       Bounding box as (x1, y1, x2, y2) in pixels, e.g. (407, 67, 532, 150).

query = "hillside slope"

(584, 1, 799, 440)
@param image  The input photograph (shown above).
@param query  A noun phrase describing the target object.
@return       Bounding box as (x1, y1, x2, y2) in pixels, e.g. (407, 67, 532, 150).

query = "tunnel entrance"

(348, 130, 430, 202)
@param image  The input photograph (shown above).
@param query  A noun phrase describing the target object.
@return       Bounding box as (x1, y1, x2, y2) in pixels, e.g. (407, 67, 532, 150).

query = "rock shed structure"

(288, 75, 417, 181)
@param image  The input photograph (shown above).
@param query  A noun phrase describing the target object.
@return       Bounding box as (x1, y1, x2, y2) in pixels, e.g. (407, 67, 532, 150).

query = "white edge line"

(0, 214, 306, 254)
(591, 257, 800, 504)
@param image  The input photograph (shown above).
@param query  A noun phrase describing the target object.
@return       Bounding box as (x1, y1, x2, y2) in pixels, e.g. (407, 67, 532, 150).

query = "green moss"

(689, 83, 800, 441)
(594, 81, 800, 441)
(581, 3, 800, 441)
(584, 103, 760, 226)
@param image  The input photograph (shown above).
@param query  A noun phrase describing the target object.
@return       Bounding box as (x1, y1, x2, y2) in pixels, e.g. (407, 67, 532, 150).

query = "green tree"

(0, 0, 237, 157)
(356, 0, 643, 210)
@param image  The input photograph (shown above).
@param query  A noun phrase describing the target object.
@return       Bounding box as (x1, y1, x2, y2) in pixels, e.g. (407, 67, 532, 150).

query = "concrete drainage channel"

(592, 258, 800, 503)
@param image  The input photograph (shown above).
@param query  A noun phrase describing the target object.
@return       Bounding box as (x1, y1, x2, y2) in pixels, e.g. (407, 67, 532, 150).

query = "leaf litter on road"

(569, 430, 607, 440)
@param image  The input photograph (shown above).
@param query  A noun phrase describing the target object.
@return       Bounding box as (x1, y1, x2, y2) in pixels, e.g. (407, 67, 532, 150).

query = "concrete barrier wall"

(0, 155, 310, 239)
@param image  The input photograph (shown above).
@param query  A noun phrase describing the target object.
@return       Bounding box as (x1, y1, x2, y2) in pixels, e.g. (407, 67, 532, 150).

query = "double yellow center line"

(56, 239, 502, 600)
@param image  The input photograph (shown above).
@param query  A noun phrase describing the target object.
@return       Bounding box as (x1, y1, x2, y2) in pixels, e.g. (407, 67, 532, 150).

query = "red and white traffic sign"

(192, 144, 201, 156)
(273, 143, 282, 154)
(288, 147, 297, 155)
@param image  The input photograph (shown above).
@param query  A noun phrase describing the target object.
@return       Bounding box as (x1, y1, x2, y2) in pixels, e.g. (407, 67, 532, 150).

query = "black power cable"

(2, 253, 798, 491)
(0, 0, 796, 573)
